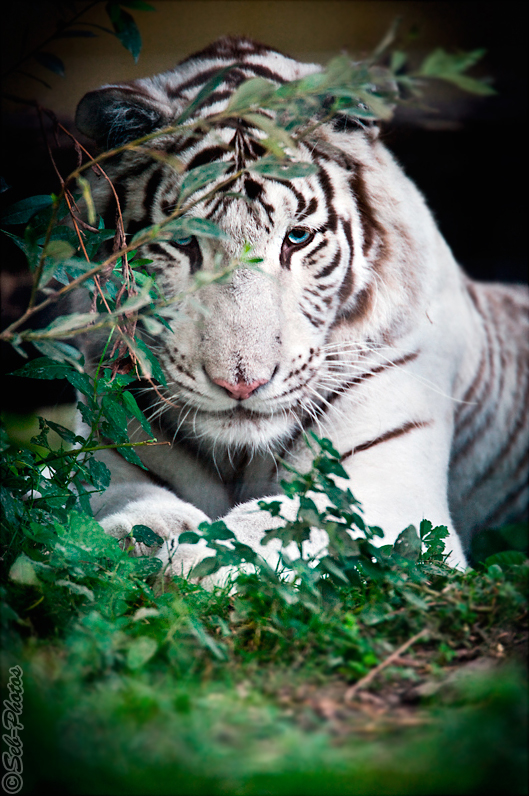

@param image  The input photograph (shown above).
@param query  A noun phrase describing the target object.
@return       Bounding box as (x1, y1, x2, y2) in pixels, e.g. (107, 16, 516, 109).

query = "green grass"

(1, 34, 525, 794)
(1, 425, 527, 794)
(8, 629, 529, 795)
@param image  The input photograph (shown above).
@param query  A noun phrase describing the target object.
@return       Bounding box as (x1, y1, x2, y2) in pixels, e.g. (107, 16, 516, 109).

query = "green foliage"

(1, 25, 494, 353)
(1, 420, 527, 793)
(417, 48, 495, 95)
(1, 27, 526, 795)
(13, 663, 527, 795)
(4, 1, 156, 88)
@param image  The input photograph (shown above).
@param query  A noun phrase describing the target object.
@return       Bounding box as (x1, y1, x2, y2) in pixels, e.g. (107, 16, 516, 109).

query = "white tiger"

(74, 37, 529, 579)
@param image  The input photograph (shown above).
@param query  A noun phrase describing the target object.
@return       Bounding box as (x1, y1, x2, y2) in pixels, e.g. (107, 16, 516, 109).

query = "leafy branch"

(2, 0, 156, 90)
(1, 31, 494, 365)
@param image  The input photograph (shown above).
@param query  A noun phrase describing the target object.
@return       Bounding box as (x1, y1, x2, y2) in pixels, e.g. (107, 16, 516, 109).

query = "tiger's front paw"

(99, 494, 215, 576)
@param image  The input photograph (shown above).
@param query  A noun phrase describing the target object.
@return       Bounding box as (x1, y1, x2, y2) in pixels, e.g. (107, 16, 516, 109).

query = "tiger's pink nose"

(212, 377, 269, 401)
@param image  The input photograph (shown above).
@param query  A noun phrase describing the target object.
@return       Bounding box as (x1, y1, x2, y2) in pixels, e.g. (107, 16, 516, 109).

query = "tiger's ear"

(75, 84, 173, 149)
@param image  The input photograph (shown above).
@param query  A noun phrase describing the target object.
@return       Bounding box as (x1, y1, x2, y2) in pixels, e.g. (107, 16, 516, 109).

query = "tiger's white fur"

(74, 37, 529, 578)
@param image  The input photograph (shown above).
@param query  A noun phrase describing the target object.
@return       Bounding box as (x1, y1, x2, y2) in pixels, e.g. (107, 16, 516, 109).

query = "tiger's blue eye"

(286, 228, 313, 246)
(175, 236, 193, 247)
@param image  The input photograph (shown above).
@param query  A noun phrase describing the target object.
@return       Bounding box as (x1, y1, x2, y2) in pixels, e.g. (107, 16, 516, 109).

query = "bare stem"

(344, 628, 430, 701)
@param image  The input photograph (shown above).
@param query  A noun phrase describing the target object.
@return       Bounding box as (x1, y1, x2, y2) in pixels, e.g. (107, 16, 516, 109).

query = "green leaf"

(37, 312, 97, 336)
(114, 280, 156, 314)
(121, 390, 152, 434)
(258, 500, 283, 517)
(250, 157, 318, 180)
(485, 551, 527, 569)
(390, 51, 407, 73)
(115, 442, 146, 469)
(45, 225, 80, 246)
(1, 486, 19, 526)
(393, 525, 422, 561)
(163, 217, 228, 241)
(11, 355, 70, 380)
(243, 113, 297, 152)
(1, 229, 40, 270)
(126, 636, 158, 669)
(77, 176, 96, 225)
(45, 419, 78, 445)
(85, 457, 111, 490)
(139, 315, 167, 336)
(1, 195, 53, 225)
(310, 434, 340, 458)
(101, 394, 129, 435)
(401, 588, 429, 610)
(67, 511, 122, 558)
(12, 353, 88, 389)
(199, 520, 236, 542)
(179, 531, 201, 545)
(353, 89, 394, 121)
(188, 616, 226, 660)
(34, 52, 65, 77)
(281, 478, 309, 498)
(417, 48, 495, 95)
(27, 521, 58, 544)
(227, 78, 276, 112)
(419, 519, 433, 539)
(498, 523, 528, 551)
(438, 73, 496, 96)
(189, 556, 223, 580)
(316, 457, 349, 480)
(132, 338, 167, 386)
(52, 256, 99, 286)
(419, 47, 486, 77)
(106, 2, 142, 62)
(318, 555, 349, 583)
(176, 65, 237, 124)
(179, 162, 232, 204)
(470, 523, 528, 563)
(299, 496, 321, 527)
(420, 521, 449, 558)
(65, 370, 94, 397)
(132, 524, 164, 547)
(9, 554, 40, 586)
(55, 579, 94, 601)
(31, 340, 87, 370)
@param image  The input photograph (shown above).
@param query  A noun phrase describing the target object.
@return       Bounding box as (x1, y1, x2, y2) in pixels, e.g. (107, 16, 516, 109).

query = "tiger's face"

(76, 38, 425, 451)
(126, 128, 377, 449)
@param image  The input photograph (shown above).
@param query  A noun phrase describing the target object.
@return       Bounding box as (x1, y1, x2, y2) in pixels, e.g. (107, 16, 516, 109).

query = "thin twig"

(42, 437, 170, 467)
(344, 628, 429, 701)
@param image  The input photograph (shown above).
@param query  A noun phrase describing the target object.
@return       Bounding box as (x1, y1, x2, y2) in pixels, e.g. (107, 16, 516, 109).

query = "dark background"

(1, 1, 527, 412)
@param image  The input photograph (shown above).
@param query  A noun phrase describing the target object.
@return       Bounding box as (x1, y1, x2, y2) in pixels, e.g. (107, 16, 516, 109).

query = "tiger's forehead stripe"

(314, 166, 338, 233)
(337, 218, 355, 304)
(163, 60, 295, 118)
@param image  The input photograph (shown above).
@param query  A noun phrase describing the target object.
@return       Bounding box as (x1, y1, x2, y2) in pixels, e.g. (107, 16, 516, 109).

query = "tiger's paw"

(99, 495, 215, 575)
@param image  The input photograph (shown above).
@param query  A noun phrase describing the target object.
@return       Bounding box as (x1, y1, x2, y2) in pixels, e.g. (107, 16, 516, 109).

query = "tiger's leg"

(218, 419, 467, 572)
(337, 426, 467, 569)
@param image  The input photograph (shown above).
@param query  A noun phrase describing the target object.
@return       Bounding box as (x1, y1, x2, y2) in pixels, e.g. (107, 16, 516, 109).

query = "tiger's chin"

(187, 403, 298, 451)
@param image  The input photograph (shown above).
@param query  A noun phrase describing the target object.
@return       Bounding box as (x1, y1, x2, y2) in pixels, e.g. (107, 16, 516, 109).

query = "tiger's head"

(75, 37, 441, 451)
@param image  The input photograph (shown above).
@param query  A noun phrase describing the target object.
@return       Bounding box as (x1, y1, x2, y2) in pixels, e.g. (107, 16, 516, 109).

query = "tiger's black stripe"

(341, 420, 432, 462)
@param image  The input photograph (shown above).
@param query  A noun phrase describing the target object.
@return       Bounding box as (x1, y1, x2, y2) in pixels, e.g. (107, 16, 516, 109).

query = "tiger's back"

(449, 280, 529, 546)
